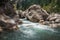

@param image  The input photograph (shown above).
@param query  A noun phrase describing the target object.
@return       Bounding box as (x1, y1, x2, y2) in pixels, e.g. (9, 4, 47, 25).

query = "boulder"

(25, 4, 49, 22)
(26, 10, 43, 22)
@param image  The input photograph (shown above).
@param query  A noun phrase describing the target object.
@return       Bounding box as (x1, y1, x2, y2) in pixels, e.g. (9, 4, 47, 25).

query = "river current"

(0, 18, 60, 40)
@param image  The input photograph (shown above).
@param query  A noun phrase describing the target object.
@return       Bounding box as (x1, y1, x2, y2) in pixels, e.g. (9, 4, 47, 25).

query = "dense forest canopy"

(16, 0, 60, 13)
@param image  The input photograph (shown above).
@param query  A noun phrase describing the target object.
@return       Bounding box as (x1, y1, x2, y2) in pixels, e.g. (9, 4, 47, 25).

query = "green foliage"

(17, 0, 51, 10)
(17, 0, 60, 13)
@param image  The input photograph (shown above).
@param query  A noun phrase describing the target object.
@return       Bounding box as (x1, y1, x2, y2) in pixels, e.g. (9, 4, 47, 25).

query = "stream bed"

(0, 19, 60, 40)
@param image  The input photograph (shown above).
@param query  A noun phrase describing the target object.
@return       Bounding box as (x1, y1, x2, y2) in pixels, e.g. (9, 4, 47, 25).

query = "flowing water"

(0, 18, 60, 40)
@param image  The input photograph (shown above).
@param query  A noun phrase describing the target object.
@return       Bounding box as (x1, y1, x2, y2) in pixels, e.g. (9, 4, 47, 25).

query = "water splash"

(0, 19, 60, 40)
(19, 19, 56, 32)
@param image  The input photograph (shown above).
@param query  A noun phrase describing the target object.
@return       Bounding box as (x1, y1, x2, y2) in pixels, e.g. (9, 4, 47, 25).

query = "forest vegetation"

(17, 0, 60, 13)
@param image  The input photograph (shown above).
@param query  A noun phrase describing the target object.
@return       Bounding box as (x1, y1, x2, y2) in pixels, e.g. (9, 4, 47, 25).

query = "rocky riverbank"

(0, 0, 22, 32)
(0, 2, 60, 32)
(18, 4, 60, 29)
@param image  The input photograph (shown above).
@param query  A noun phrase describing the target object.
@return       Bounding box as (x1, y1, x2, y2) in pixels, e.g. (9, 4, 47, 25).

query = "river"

(0, 18, 60, 40)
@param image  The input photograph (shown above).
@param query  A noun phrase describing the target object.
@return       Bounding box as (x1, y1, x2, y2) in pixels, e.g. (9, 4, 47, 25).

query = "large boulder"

(25, 4, 49, 22)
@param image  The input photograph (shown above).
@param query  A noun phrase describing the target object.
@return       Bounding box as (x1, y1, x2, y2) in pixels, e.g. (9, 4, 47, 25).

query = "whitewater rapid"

(0, 18, 60, 40)
(19, 18, 56, 32)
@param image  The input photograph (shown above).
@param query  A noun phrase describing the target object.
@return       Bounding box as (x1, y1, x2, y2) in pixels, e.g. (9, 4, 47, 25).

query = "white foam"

(19, 19, 57, 33)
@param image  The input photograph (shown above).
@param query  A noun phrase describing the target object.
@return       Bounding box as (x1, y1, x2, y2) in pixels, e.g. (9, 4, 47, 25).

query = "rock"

(25, 4, 49, 22)
(49, 24, 58, 28)
(26, 10, 43, 22)
(55, 19, 60, 23)
(49, 23, 60, 29)
(27, 5, 49, 16)
(47, 13, 60, 21)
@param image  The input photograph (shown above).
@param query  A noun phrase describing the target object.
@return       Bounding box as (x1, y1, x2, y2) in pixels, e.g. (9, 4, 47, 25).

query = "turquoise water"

(0, 19, 60, 40)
